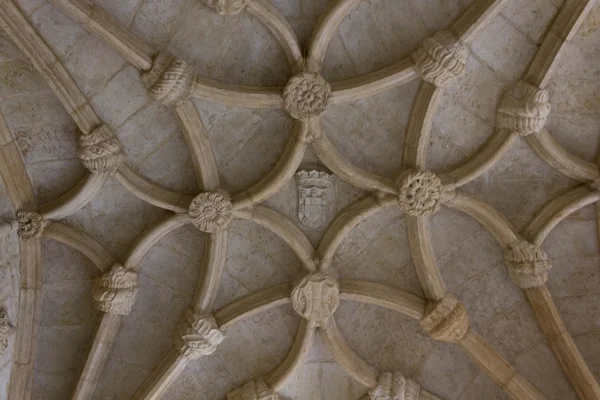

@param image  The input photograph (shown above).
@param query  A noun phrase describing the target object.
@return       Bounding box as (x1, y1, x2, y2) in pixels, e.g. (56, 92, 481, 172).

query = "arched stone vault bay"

(0, 0, 598, 399)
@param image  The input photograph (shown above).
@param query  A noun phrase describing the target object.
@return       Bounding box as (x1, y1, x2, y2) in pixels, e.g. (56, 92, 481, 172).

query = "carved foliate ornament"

(412, 30, 468, 87)
(78, 124, 125, 175)
(16, 211, 49, 239)
(189, 191, 233, 233)
(0, 309, 15, 354)
(295, 170, 333, 229)
(142, 53, 195, 106)
(175, 309, 225, 360)
(283, 73, 331, 120)
(369, 372, 420, 400)
(421, 294, 469, 343)
(227, 380, 278, 400)
(201, 0, 253, 14)
(396, 170, 443, 217)
(92, 264, 138, 315)
(497, 81, 550, 136)
(291, 273, 340, 326)
(504, 240, 552, 289)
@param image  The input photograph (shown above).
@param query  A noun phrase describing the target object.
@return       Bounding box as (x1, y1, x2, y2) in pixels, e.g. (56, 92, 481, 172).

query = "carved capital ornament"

(228, 380, 278, 400)
(369, 372, 420, 400)
(92, 264, 138, 315)
(142, 53, 195, 106)
(421, 294, 469, 343)
(396, 170, 443, 217)
(504, 240, 552, 289)
(497, 81, 550, 136)
(412, 30, 468, 87)
(291, 273, 340, 326)
(16, 211, 49, 239)
(77, 124, 125, 175)
(283, 73, 331, 120)
(189, 191, 233, 233)
(175, 309, 225, 360)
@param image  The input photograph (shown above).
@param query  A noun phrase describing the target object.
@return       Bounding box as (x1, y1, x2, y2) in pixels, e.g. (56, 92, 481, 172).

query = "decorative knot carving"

(369, 372, 420, 400)
(228, 380, 278, 400)
(283, 73, 331, 120)
(412, 30, 468, 87)
(92, 264, 138, 315)
(142, 53, 195, 106)
(174, 309, 225, 360)
(16, 211, 49, 239)
(291, 273, 339, 326)
(396, 170, 443, 217)
(504, 240, 552, 289)
(201, 0, 253, 15)
(77, 124, 125, 175)
(0, 309, 15, 354)
(497, 81, 550, 136)
(189, 191, 233, 233)
(420, 294, 469, 343)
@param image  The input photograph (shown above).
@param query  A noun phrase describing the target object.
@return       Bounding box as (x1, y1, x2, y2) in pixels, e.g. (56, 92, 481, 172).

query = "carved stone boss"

(295, 170, 333, 229)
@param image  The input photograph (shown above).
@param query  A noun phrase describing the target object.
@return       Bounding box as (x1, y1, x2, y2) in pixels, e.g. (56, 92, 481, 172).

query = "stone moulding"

(291, 272, 340, 326)
(369, 372, 420, 400)
(420, 294, 469, 343)
(0, 308, 16, 354)
(497, 81, 551, 136)
(142, 53, 195, 106)
(174, 309, 225, 360)
(283, 72, 331, 120)
(77, 124, 125, 175)
(411, 30, 468, 87)
(16, 211, 50, 240)
(504, 240, 552, 289)
(227, 380, 278, 400)
(92, 264, 138, 315)
(189, 191, 233, 233)
(396, 170, 444, 217)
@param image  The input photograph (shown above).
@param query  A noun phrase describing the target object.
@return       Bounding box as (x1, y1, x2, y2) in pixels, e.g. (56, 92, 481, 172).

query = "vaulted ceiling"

(0, 0, 599, 399)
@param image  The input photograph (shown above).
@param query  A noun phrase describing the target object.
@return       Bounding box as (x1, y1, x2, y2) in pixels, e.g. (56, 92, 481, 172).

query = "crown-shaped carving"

(142, 53, 195, 106)
(16, 211, 49, 240)
(412, 30, 468, 87)
(497, 81, 550, 136)
(295, 170, 333, 187)
(77, 124, 125, 175)
(504, 240, 552, 289)
(92, 264, 138, 315)
(174, 309, 225, 360)
(201, 0, 253, 15)
(369, 372, 420, 400)
(421, 294, 469, 343)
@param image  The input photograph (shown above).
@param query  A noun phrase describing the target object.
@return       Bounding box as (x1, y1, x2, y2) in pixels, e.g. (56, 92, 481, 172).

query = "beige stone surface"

(0, 0, 598, 399)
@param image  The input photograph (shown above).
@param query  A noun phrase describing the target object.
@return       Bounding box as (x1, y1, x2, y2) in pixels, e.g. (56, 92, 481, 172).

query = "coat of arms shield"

(295, 170, 333, 229)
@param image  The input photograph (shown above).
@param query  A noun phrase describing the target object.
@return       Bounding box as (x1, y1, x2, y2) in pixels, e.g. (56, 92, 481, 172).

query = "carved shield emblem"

(296, 170, 333, 229)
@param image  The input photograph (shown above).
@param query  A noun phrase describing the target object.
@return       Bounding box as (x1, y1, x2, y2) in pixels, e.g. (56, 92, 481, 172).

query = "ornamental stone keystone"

(412, 30, 468, 87)
(497, 81, 551, 136)
(77, 124, 125, 175)
(283, 72, 331, 120)
(421, 294, 469, 343)
(369, 372, 420, 400)
(189, 191, 233, 233)
(16, 211, 49, 240)
(175, 309, 225, 360)
(142, 53, 195, 106)
(504, 240, 552, 289)
(396, 170, 443, 217)
(227, 380, 278, 400)
(92, 264, 138, 315)
(0, 308, 15, 354)
(201, 0, 253, 15)
(291, 272, 340, 326)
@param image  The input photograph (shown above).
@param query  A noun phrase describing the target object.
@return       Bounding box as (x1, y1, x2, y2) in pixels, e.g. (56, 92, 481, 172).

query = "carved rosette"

(396, 170, 443, 217)
(189, 191, 233, 233)
(411, 30, 468, 87)
(291, 273, 340, 326)
(497, 81, 550, 136)
(77, 124, 125, 175)
(369, 372, 420, 400)
(92, 264, 138, 315)
(174, 309, 225, 360)
(0, 309, 16, 354)
(142, 53, 195, 106)
(420, 294, 469, 343)
(504, 240, 552, 289)
(16, 211, 49, 240)
(201, 0, 253, 14)
(227, 380, 278, 400)
(283, 73, 331, 120)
